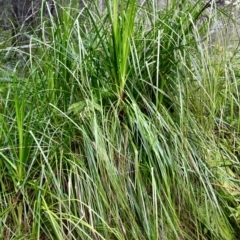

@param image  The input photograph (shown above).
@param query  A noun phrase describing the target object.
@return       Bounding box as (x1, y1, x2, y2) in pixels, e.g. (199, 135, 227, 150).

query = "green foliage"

(0, 0, 240, 239)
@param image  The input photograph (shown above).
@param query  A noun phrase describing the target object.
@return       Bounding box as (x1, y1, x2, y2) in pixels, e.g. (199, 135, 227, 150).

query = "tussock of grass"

(0, 0, 240, 239)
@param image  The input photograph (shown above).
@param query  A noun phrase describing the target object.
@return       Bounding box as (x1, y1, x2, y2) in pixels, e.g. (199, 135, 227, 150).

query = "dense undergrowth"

(0, 0, 240, 239)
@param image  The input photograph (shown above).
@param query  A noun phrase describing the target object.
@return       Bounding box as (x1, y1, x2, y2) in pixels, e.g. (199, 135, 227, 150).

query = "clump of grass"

(0, 0, 240, 239)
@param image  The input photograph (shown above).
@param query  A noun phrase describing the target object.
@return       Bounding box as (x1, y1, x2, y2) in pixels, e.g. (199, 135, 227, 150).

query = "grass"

(0, 0, 240, 239)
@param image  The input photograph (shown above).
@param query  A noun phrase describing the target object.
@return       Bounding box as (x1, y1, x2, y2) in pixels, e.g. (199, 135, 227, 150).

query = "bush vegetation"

(0, 0, 239, 239)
